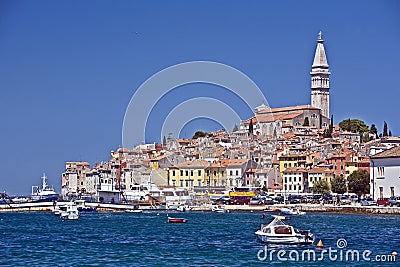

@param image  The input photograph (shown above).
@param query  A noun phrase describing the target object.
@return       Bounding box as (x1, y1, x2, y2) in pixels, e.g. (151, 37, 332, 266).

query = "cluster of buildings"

(61, 32, 400, 202)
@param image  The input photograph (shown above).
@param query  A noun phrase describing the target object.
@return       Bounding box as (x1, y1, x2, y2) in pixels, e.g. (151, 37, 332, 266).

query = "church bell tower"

(311, 31, 330, 118)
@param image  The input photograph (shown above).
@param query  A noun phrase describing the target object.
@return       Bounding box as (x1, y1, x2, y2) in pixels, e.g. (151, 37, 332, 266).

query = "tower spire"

(310, 31, 330, 118)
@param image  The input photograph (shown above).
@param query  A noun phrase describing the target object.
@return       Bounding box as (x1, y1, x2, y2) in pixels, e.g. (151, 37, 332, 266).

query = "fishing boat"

(167, 216, 188, 223)
(255, 215, 314, 245)
(60, 203, 79, 220)
(31, 173, 59, 202)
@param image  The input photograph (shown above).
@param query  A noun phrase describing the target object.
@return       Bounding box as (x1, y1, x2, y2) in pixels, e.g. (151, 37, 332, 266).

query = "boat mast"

(41, 173, 48, 190)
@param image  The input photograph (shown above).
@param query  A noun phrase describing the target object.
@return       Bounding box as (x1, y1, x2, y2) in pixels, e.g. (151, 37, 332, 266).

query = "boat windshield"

(274, 226, 293, 235)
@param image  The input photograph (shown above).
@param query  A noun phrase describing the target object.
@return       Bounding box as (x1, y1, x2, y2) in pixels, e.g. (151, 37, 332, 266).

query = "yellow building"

(206, 161, 227, 188)
(279, 153, 307, 173)
(168, 160, 209, 188)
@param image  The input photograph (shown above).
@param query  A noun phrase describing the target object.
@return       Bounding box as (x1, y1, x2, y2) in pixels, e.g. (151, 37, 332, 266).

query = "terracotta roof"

(371, 146, 400, 159)
(258, 105, 320, 114)
(283, 167, 307, 173)
(243, 113, 303, 124)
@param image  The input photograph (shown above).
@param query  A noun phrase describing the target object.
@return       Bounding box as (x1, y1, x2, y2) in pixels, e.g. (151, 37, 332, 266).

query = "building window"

(214, 171, 217, 176)
(378, 167, 385, 177)
(390, 187, 395, 197)
(191, 170, 194, 176)
(230, 170, 233, 176)
(172, 170, 176, 176)
(198, 170, 201, 176)
(180, 170, 183, 176)
(236, 170, 239, 176)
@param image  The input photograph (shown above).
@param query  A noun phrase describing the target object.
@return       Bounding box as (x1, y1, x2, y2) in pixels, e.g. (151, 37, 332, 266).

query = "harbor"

(2, 201, 400, 215)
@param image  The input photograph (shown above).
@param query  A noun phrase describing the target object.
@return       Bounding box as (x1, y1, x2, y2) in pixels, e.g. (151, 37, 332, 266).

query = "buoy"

(316, 240, 323, 248)
(392, 251, 398, 257)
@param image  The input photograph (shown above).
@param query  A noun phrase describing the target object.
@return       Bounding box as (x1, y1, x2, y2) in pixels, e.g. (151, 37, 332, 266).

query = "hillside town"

(60, 32, 400, 204)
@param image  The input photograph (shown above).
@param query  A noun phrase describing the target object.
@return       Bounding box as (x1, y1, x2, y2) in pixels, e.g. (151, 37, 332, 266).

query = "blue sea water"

(0, 211, 399, 266)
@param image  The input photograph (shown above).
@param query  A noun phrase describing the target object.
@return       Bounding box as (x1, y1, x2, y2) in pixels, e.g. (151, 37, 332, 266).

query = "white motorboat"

(60, 203, 79, 220)
(280, 208, 306, 216)
(125, 209, 143, 213)
(255, 215, 314, 245)
(212, 205, 227, 213)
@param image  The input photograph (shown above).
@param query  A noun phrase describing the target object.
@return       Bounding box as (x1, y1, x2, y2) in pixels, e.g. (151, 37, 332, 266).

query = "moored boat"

(31, 173, 59, 202)
(255, 215, 313, 245)
(280, 208, 306, 216)
(167, 216, 188, 223)
(60, 203, 79, 220)
(211, 205, 227, 213)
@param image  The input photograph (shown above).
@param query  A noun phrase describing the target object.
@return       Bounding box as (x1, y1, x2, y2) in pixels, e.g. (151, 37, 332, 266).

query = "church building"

(241, 32, 331, 137)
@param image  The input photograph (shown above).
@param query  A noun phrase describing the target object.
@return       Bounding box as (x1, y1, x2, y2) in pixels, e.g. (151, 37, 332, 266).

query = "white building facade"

(370, 146, 400, 199)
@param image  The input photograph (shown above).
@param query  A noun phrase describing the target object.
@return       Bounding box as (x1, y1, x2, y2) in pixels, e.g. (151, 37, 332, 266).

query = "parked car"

(377, 198, 389, 206)
(231, 196, 250, 205)
(339, 195, 351, 205)
(273, 196, 284, 204)
(360, 198, 378, 206)
(389, 196, 400, 207)
(348, 194, 359, 202)
(221, 196, 231, 204)
(263, 197, 274, 205)
(249, 197, 264, 205)
(288, 195, 301, 204)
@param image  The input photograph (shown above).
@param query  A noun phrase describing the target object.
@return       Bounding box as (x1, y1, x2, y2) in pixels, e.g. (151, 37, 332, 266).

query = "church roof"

(312, 31, 329, 68)
(257, 105, 320, 114)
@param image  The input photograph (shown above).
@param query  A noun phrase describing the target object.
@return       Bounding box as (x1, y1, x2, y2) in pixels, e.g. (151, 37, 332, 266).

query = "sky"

(1, 0, 399, 195)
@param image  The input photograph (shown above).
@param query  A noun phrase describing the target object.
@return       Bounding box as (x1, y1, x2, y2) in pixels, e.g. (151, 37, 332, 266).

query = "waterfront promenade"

(2, 201, 400, 214)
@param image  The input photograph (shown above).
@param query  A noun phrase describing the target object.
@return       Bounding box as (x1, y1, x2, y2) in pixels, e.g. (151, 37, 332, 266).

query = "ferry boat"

(31, 173, 59, 202)
(255, 215, 314, 245)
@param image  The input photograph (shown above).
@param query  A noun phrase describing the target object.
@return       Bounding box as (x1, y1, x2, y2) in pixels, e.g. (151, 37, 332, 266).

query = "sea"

(1, 211, 399, 266)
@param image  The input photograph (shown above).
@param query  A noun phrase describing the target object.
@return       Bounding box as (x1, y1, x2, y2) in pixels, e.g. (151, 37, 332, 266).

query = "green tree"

(313, 180, 330, 194)
(338, 119, 369, 135)
(249, 120, 254, 134)
(192, 131, 207, 139)
(163, 136, 167, 146)
(383, 121, 388, 137)
(330, 176, 347, 194)
(323, 115, 334, 138)
(347, 170, 370, 199)
(233, 124, 238, 132)
(370, 124, 378, 138)
(303, 117, 310, 126)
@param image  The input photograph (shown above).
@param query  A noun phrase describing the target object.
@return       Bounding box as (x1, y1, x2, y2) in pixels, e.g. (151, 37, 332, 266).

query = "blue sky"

(1, 0, 399, 195)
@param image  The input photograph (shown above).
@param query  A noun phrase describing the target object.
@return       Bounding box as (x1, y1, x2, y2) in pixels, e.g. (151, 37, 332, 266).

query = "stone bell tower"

(311, 31, 330, 118)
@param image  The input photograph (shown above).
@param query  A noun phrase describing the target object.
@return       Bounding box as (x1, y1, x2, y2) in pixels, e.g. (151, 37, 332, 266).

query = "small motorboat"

(60, 203, 79, 220)
(168, 216, 188, 223)
(125, 209, 143, 213)
(280, 208, 306, 216)
(212, 205, 226, 213)
(176, 205, 191, 212)
(255, 215, 314, 245)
